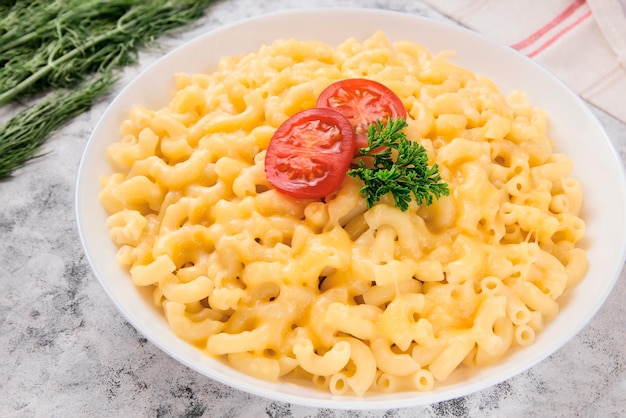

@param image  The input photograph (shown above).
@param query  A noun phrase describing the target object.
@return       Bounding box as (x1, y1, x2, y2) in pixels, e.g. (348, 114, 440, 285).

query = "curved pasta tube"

(207, 323, 272, 355)
(471, 295, 506, 355)
(164, 301, 224, 344)
(159, 196, 219, 235)
(130, 149, 213, 190)
(514, 324, 535, 346)
(531, 250, 568, 299)
(361, 279, 422, 307)
(208, 287, 246, 311)
(510, 279, 559, 320)
(232, 161, 269, 198)
(363, 204, 434, 253)
(474, 316, 514, 366)
(161, 274, 214, 304)
(553, 213, 586, 244)
(500, 202, 560, 244)
(437, 137, 490, 168)
(324, 303, 381, 341)
(153, 114, 194, 162)
(203, 91, 265, 134)
(560, 177, 583, 216)
(531, 153, 574, 183)
(484, 114, 512, 140)
(561, 247, 588, 289)
(427, 329, 476, 381)
(285, 225, 353, 286)
(407, 99, 436, 137)
(171, 83, 207, 115)
(479, 276, 531, 326)
(107, 127, 159, 168)
(326, 177, 369, 227)
(227, 352, 281, 381)
(293, 339, 351, 376)
(371, 338, 421, 376)
(435, 114, 467, 140)
(380, 293, 433, 351)
(453, 162, 501, 236)
(111, 175, 165, 213)
(446, 234, 486, 284)
(130, 253, 176, 286)
(152, 225, 214, 269)
(508, 119, 552, 165)
(329, 337, 377, 396)
(106, 210, 147, 246)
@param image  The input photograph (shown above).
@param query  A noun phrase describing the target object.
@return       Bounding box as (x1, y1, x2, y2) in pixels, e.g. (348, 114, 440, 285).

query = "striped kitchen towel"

(422, 0, 626, 123)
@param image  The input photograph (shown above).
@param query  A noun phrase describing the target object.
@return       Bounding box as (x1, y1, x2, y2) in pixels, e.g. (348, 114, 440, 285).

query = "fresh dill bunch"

(347, 118, 450, 211)
(0, 0, 217, 106)
(0, 0, 217, 177)
(0, 73, 117, 178)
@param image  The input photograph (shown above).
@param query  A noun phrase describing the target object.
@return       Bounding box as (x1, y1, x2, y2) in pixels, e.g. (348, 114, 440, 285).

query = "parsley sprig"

(347, 118, 449, 211)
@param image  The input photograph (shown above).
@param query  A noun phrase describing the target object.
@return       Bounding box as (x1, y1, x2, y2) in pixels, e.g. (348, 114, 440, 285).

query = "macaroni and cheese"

(99, 32, 587, 395)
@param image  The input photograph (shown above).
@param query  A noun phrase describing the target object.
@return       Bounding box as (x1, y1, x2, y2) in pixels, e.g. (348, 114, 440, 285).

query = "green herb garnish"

(347, 118, 450, 211)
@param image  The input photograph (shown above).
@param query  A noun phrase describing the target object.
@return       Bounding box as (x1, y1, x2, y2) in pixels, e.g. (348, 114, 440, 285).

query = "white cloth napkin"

(422, 0, 626, 123)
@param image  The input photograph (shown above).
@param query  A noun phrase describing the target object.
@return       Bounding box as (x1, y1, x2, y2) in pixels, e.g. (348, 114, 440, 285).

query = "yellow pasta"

(99, 31, 587, 395)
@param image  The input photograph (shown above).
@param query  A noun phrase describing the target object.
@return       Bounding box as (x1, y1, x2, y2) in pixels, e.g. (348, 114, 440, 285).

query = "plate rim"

(75, 7, 626, 409)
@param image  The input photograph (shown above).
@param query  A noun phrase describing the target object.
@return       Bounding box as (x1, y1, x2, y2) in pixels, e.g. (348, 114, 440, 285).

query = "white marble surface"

(1, 0, 625, 416)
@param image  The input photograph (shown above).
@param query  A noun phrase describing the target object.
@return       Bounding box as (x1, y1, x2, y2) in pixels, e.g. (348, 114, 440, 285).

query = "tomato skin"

(264, 108, 355, 199)
(316, 78, 407, 150)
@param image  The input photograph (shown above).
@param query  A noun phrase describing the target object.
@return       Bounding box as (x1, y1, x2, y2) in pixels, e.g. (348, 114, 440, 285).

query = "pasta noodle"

(99, 31, 587, 395)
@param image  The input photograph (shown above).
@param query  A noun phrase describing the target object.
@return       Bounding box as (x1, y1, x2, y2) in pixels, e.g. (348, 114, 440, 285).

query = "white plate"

(75, 8, 626, 409)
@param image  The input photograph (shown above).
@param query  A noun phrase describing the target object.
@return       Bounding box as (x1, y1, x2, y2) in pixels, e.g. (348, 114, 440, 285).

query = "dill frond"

(0, 73, 116, 178)
(0, 0, 217, 177)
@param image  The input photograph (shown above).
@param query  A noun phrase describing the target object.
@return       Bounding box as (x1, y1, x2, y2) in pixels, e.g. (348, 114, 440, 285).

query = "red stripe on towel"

(511, 0, 587, 50)
(526, 10, 592, 58)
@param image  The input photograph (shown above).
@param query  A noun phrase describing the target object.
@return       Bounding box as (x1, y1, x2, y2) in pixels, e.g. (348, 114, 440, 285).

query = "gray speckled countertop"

(1, 1, 625, 417)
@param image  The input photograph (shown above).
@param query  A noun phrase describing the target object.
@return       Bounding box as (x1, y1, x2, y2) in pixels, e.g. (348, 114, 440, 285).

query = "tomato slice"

(264, 108, 355, 199)
(316, 78, 407, 150)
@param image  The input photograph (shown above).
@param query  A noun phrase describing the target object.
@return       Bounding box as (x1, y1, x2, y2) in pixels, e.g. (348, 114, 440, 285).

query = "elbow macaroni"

(99, 32, 587, 395)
